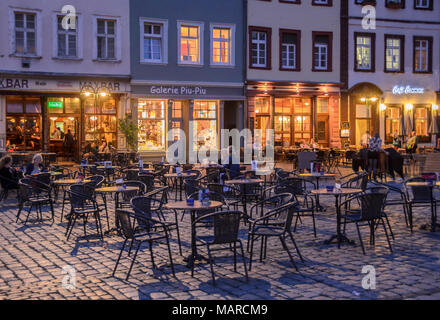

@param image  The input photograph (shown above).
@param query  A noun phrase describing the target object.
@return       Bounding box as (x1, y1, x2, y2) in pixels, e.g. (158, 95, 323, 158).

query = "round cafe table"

(164, 172, 198, 201)
(311, 188, 362, 248)
(299, 173, 336, 211)
(95, 186, 138, 235)
(165, 200, 223, 268)
(225, 179, 263, 215)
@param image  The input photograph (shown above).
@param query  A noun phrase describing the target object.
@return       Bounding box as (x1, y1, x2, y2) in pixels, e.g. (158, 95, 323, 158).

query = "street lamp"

(80, 84, 111, 145)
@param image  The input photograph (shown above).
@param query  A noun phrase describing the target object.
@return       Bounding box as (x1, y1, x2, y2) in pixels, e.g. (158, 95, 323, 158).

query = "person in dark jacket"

(352, 144, 369, 172)
(223, 146, 241, 179)
(0, 156, 22, 199)
(25, 154, 47, 176)
(63, 129, 75, 157)
(385, 147, 404, 180)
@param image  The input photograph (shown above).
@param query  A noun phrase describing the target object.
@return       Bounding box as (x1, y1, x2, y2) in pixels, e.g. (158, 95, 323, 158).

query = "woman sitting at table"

(98, 140, 109, 153)
(0, 155, 22, 196)
(25, 154, 47, 175)
(310, 138, 319, 149)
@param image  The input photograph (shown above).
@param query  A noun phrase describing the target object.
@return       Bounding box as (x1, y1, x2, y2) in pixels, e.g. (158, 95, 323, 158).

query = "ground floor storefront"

(0, 75, 130, 161)
(342, 82, 440, 148)
(246, 81, 342, 149)
(130, 82, 245, 161)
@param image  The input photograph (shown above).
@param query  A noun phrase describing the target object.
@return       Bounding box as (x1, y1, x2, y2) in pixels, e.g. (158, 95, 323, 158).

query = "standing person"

(368, 133, 382, 181)
(361, 130, 371, 147)
(63, 129, 75, 159)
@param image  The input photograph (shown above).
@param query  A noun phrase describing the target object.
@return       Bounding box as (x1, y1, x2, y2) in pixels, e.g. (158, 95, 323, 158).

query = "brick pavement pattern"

(0, 171, 440, 300)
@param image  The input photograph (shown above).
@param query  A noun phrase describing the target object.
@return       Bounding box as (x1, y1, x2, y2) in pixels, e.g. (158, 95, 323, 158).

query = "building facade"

(129, 0, 246, 160)
(0, 0, 131, 159)
(341, 0, 440, 147)
(246, 0, 342, 151)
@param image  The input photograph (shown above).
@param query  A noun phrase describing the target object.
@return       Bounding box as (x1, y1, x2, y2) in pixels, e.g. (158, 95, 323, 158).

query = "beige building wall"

(247, 0, 341, 83)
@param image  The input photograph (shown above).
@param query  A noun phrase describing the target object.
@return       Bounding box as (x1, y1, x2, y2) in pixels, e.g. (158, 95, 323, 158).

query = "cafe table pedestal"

(95, 186, 138, 236)
(311, 188, 362, 247)
(164, 200, 223, 268)
(225, 179, 263, 216)
(299, 173, 335, 212)
(164, 173, 198, 201)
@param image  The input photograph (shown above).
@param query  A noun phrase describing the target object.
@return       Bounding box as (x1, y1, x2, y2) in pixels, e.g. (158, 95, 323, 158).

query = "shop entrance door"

(317, 115, 329, 147)
(48, 116, 80, 161)
(356, 119, 372, 147)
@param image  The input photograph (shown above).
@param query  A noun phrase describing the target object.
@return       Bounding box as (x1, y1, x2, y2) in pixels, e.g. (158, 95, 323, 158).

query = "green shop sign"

(48, 101, 63, 108)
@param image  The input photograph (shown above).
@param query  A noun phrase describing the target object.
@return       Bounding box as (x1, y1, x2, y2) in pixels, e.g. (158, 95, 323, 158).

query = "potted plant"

(118, 115, 139, 151)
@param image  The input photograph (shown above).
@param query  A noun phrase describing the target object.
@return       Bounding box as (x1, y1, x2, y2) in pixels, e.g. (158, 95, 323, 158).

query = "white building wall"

(0, 0, 130, 76)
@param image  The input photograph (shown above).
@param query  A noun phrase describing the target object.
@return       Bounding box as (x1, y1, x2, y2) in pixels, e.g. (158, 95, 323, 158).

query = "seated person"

(392, 133, 401, 149)
(0, 155, 22, 193)
(98, 140, 109, 153)
(406, 131, 418, 154)
(223, 146, 241, 179)
(310, 138, 319, 149)
(299, 140, 310, 149)
(25, 154, 47, 175)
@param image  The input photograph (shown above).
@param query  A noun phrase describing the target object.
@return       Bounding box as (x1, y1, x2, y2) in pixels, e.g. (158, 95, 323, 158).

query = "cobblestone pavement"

(0, 168, 440, 300)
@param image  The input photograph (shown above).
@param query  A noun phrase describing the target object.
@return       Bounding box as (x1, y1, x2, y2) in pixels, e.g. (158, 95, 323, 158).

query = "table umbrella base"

(324, 234, 355, 246)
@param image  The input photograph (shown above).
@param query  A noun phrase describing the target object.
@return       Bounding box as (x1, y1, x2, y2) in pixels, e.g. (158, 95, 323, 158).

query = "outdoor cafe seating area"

(1, 149, 440, 286)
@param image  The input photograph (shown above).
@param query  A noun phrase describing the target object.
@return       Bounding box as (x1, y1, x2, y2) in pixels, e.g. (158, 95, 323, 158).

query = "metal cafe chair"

(112, 209, 175, 281)
(191, 210, 248, 286)
(247, 201, 304, 271)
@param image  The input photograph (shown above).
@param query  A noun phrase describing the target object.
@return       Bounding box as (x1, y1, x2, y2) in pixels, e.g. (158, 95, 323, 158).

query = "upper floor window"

(140, 18, 168, 64)
(97, 19, 116, 60)
(312, 0, 332, 6)
(385, 0, 405, 9)
(385, 35, 404, 72)
(210, 24, 235, 66)
(414, 37, 432, 73)
(280, 29, 300, 71)
(312, 32, 332, 72)
(178, 22, 203, 65)
(249, 26, 271, 69)
(56, 15, 77, 58)
(355, 33, 375, 72)
(14, 12, 36, 55)
(414, 0, 433, 9)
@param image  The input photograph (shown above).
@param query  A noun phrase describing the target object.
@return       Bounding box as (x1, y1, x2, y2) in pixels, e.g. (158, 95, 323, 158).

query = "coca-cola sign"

(392, 85, 425, 95)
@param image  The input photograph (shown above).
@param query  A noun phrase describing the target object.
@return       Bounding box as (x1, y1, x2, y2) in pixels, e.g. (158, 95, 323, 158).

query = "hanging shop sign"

(392, 85, 425, 95)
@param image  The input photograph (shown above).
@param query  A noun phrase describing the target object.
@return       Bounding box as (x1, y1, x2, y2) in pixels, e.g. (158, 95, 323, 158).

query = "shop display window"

(6, 96, 41, 151)
(193, 101, 218, 150)
(85, 97, 117, 146)
(137, 99, 166, 151)
(415, 107, 428, 137)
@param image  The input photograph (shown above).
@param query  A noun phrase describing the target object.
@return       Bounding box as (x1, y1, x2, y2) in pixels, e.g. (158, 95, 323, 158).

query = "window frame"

(9, 8, 42, 58)
(354, 32, 376, 72)
(210, 23, 236, 67)
(312, 0, 333, 6)
(139, 17, 168, 65)
(93, 15, 121, 62)
(413, 36, 432, 74)
(384, 34, 404, 73)
(177, 20, 204, 66)
(249, 26, 272, 70)
(312, 31, 332, 72)
(52, 12, 82, 60)
(279, 29, 301, 72)
(414, 0, 433, 10)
